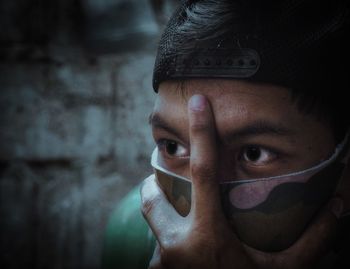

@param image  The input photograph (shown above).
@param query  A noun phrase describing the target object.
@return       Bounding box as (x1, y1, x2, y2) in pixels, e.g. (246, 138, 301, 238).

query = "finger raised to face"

(188, 94, 224, 221)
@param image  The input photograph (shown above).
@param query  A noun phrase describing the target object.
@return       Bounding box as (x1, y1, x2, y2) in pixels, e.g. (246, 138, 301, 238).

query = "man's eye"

(240, 145, 277, 165)
(157, 139, 188, 158)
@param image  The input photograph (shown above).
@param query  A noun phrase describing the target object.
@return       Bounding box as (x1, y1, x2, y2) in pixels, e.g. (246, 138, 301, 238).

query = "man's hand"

(140, 94, 343, 269)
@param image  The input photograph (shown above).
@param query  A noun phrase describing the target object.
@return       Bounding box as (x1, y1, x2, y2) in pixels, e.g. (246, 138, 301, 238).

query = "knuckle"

(190, 119, 210, 134)
(141, 192, 162, 218)
(140, 175, 156, 199)
(162, 231, 178, 249)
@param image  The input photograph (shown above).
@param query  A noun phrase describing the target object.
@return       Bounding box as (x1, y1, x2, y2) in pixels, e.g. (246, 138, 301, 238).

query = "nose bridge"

(216, 146, 238, 182)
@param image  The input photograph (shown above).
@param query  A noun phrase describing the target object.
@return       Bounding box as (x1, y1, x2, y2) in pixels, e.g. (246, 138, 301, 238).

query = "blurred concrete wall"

(0, 0, 177, 268)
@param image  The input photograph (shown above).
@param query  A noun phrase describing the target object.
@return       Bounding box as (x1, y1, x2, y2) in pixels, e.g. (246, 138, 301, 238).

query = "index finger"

(140, 174, 180, 246)
(188, 94, 223, 220)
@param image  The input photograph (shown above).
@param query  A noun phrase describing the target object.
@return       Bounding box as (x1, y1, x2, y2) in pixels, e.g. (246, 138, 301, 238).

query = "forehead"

(155, 79, 298, 127)
(154, 79, 334, 146)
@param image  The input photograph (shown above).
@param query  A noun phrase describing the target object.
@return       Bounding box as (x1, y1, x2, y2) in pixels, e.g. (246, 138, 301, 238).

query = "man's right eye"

(157, 139, 189, 158)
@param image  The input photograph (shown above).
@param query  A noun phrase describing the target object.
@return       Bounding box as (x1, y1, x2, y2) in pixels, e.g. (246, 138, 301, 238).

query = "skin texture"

(141, 79, 348, 269)
(150, 80, 336, 180)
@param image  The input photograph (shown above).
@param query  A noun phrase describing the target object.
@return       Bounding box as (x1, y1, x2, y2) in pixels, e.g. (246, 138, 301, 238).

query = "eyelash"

(156, 139, 189, 158)
(238, 145, 279, 166)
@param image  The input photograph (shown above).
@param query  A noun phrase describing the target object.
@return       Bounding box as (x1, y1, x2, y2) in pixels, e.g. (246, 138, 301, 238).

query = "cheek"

(293, 133, 335, 167)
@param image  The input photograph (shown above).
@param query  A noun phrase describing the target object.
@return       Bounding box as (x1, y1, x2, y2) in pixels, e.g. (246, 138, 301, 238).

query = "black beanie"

(152, 0, 350, 94)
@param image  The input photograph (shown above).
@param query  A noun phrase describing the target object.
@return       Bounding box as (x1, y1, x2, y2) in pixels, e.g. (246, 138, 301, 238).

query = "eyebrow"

(149, 112, 294, 143)
(149, 112, 188, 143)
(223, 120, 294, 143)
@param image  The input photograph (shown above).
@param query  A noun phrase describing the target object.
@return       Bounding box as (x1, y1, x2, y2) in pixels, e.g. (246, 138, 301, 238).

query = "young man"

(102, 1, 350, 268)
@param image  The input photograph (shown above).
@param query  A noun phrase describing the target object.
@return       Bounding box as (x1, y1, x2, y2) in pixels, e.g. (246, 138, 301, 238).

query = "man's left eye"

(240, 145, 277, 165)
(157, 139, 189, 158)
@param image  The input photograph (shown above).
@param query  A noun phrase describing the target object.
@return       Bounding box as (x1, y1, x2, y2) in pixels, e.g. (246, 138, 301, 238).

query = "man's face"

(150, 79, 336, 181)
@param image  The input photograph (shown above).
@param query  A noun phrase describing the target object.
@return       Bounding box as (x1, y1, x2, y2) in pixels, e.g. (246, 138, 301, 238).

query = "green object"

(102, 185, 156, 269)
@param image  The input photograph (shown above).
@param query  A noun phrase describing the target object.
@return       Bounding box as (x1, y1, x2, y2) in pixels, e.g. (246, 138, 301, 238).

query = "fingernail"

(328, 197, 343, 218)
(189, 95, 207, 111)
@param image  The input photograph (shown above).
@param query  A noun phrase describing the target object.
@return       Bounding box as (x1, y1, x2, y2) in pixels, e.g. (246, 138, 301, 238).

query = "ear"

(335, 145, 350, 216)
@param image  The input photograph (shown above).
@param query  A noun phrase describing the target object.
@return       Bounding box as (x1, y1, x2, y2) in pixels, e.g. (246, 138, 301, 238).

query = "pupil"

(246, 147, 261, 161)
(166, 141, 178, 155)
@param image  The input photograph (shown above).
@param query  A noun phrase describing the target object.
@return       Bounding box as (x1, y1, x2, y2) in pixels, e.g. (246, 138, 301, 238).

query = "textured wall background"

(0, 0, 177, 268)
